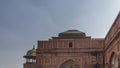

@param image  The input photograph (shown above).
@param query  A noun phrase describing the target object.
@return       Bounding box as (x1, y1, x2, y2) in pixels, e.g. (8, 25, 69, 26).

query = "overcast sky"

(0, 0, 120, 68)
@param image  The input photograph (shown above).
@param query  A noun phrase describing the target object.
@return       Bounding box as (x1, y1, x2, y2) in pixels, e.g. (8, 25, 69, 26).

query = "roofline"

(105, 11, 120, 39)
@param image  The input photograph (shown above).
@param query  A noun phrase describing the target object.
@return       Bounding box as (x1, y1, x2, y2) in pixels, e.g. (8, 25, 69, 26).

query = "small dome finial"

(33, 45, 35, 49)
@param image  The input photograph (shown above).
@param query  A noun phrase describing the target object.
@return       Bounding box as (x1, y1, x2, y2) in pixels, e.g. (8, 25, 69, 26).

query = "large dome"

(59, 30, 86, 37)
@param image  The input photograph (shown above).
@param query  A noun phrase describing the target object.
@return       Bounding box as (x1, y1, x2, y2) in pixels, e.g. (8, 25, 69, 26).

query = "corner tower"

(23, 46, 36, 68)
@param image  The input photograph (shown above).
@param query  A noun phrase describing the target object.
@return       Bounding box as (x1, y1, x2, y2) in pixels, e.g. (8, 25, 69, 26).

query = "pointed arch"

(109, 52, 118, 68)
(59, 59, 80, 68)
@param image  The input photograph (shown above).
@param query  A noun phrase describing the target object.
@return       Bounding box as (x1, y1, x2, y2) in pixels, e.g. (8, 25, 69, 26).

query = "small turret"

(23, 45, 36, 63)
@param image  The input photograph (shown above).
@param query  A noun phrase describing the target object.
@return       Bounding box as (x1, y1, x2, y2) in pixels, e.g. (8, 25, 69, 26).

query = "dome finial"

(33, 45, 35, 49)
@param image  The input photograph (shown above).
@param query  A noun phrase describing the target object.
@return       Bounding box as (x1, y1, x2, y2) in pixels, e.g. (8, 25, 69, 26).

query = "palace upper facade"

(23, 12, 120, 68)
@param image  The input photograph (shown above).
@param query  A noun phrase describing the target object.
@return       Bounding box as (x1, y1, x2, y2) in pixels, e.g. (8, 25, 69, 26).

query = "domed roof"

(59, 30, 86, 37)
(24, 46, 36, 59)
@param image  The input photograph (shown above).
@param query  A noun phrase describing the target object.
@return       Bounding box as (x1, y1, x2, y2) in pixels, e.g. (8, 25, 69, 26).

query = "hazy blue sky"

(0, 0, 120, 68)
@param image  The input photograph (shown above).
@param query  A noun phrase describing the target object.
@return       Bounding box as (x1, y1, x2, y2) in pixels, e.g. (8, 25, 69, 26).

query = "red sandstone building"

(23, 12, 120, 68)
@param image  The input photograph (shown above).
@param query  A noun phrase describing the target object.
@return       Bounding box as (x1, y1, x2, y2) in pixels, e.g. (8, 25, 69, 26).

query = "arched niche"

(109, 52, 118, 68)
(59, 59, 80, 68)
